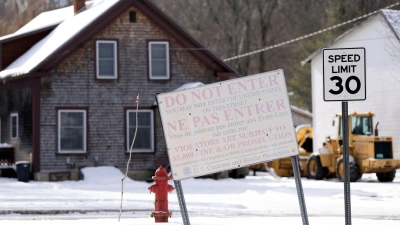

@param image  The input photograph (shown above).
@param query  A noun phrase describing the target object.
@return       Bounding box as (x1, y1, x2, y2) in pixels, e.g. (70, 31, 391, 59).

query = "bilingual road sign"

(156, 69, 299, 180)
(323, 47, 366, 101)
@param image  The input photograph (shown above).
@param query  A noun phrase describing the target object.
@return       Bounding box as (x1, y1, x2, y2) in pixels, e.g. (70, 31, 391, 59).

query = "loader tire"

(306, 155, 327, 180)
(376, 170, 396, 182)
(335, 158, 360, 182)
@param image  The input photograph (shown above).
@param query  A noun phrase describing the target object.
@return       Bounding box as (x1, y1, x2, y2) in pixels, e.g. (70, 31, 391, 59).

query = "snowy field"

(0, 166, 399, 225)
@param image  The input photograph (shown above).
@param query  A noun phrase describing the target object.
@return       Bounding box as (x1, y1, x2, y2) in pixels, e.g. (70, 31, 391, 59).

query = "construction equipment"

(307, 111, 400, 182)
(250, 124, 313, 177)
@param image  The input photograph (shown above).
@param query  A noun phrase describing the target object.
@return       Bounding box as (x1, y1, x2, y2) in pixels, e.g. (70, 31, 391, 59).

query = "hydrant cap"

(155, 165, 168, 177)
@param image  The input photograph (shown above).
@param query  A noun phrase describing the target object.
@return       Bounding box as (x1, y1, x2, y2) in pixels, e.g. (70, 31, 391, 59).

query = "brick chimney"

(73, 0, 86, 14)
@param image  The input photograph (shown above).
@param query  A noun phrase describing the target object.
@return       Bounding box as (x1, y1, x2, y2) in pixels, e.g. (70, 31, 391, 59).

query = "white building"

(302, 10, 400, 159)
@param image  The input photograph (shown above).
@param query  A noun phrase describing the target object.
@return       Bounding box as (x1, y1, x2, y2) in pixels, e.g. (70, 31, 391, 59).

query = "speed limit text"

(328, 54, 361, 73)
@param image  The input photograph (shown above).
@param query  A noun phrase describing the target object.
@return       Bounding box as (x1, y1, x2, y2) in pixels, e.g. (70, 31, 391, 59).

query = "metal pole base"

(291, 156, 309, 225)
(174, 180, 190, 225)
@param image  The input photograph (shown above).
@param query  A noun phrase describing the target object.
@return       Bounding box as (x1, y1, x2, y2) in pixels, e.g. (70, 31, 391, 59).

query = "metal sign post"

(174, 180, 191, 225)
(342, 101, 351, 225)
(291, 156, 309, 225)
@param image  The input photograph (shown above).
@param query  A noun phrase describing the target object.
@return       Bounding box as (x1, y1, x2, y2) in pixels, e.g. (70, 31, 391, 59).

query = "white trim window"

(126, 109, 154, 152)
(58, 110, 87, 153)
(10, 113, 18, 139)
(96, 40, 118, 79)
(149, 41, 170, 80)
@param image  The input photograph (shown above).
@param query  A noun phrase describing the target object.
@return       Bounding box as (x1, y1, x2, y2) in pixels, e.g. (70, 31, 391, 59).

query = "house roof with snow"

(0, 6, 72, 43)
(0, 0, 236, 81)
(301, 9, 400, 65)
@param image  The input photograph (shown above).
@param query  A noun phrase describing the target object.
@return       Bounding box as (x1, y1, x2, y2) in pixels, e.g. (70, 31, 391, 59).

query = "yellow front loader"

(307, 111, 400, 182)
(250, 124, 313, 177)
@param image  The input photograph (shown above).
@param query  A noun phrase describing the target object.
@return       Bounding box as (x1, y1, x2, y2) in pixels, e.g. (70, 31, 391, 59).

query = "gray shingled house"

(0, 0, 236, 181)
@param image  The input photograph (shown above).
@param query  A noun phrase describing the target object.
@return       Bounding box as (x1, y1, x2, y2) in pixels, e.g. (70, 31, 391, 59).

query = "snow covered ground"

(0, 166, 399, 225)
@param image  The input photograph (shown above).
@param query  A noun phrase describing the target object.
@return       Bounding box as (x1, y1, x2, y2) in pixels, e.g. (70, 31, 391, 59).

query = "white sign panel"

(323, 47, 366, 101)
(156, 70, 299, 180)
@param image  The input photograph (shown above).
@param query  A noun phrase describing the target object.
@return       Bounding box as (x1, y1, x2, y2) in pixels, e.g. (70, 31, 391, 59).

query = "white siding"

(311, 15, 400, 159)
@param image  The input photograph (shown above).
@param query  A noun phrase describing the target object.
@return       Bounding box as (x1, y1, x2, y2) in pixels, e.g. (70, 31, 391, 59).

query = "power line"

(223, 2, 400, 62)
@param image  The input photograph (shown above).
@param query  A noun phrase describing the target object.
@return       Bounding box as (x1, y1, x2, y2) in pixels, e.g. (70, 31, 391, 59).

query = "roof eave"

(0, 25, 58, 44)
(0, 72, 50, 89)
(290, 105, 312, 118)
(381, 10, 400, 41)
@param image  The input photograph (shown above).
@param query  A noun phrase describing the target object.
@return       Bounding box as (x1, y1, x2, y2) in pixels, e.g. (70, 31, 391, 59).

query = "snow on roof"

(0, 143, 13, 148)
(0, 0, 119, 79)
(0, 33, 19, 43)
(172, 82, 205, 92)
(0, 5, 73, 44)
(381, 9, 400, 40)
(15, 6, 74, 34)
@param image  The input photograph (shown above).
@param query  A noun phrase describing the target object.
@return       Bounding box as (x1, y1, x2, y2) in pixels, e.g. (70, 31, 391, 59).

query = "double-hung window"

(126, 109, 154, 152)
(58, 109, 87, 153)
(148, 41, 170, 80)
(10, 113, 18, 139)
(96, 40, 118, 79)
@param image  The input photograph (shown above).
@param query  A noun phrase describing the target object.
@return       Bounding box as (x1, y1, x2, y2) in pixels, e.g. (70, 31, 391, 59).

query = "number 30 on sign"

(323, 47, 366, 101)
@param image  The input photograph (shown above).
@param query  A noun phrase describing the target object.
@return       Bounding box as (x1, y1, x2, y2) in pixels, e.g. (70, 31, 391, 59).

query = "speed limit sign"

(323, 48, 366, 101)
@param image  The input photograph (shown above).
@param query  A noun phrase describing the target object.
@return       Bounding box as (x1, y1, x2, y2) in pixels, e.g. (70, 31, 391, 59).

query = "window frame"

(351, 116, 372, 135)
(57, 109, 88, 154)
(95, 40, 118, 80)
(126, 109, 154, 153)
(148, 41, 170, 80)
(10, 113, 18, 140)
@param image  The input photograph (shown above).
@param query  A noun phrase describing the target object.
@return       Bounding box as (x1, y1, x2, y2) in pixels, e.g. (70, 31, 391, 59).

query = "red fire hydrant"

(149, 165, 175, 222)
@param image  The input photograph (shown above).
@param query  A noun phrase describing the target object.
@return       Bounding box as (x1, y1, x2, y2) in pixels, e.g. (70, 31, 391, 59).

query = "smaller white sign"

(323, 48, 366, 101)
